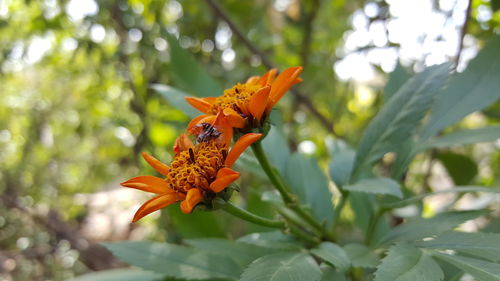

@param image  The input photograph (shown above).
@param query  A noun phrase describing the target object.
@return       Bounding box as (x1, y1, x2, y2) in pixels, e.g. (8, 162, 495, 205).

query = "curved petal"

(185, 97, 213, 114)
(257, 69, 278, 86)
(121, 176, 172, 194)
(267, 66, 303, 110)
(225, 133, 263, 168)
(174, 133, 194, 155)
(187, 114, 209, 132)
(180, 188, 203, 214)
(223, 108, 245, 128)
(249, 85, 271, 121)
(141, 152, 170, 176)
(132, 193, 180, 222)
(246, 76, 260, 85)
(209, 168, 240, 192)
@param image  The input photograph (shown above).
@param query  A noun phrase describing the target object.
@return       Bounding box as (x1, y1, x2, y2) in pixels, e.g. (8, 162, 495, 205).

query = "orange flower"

(121, 132, 262, 222)
(185, 66, 303, 129)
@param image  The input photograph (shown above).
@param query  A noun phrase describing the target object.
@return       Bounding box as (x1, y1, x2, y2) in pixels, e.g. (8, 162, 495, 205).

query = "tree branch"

(455, 0, 473, 67)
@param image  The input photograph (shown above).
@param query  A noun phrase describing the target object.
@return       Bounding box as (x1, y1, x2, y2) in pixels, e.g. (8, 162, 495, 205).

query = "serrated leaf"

(237, 231, 302, 251)
(239, 252, 322, 281)
(329, 149, 355, 188)
(166, 34, 222, 98)
(375, 243, 443, 281)
(151, 84, 201, 118)
(377, 211, 485, 246)
(421, 35, 500, 139)
(354, 63, 450, 170)
(285, 153, 335, 227)
(384, 62, 412, 102)
(344, 178, 402, 198)
(343, 243, 380, 268)
(69, 269, 165, 281)
(311, 242, 350, 271)
(436, 152, 478, 185)
(185, 238, 279, 268)
(433, 252, 500, 281)
(424, 126, 500, 149)
(102, 242, 241, 280)
(419, 231, 500, 262)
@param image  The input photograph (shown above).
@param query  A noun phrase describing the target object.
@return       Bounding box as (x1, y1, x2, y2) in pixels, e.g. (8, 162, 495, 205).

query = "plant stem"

(221, 201, 284, 228)
(365, 208, 385, 246)
(331, 191, 349, 229)
(287, 224, 321, 245)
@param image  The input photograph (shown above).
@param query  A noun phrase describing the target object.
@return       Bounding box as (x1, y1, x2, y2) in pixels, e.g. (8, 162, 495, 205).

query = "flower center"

(208, 83, 261, 115)
(167, 141, 226, 193)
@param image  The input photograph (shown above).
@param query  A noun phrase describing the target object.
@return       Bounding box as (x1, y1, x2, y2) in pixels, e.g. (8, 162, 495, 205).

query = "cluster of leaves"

(73, 30, 500, 281)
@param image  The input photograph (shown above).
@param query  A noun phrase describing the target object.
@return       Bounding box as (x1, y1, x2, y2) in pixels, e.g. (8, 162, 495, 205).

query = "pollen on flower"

(208, 83, 262, 115)
(168, 141, 227, 193)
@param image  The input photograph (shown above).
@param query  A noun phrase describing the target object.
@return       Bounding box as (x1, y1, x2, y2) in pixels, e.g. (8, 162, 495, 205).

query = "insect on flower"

(120, 130, 262, 222)
(185, 66, 303, 130)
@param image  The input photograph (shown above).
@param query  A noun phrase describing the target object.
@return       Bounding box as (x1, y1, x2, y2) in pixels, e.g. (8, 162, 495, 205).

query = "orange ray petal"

(225, 133, 263, 168)
(180, 188, 203, 214)
(121, 176, 172, 194)
(185, 97, 213, 114)
(267, 66, 303, 110)
(249, 85, 270, 121)
(174, 133, 194, 155)
(209, 168, 240, 192)
(187, 114, 209, 132)
(132, 193, 179, 222)
(141, 152, 170, 176)
(257, 69, 278, 86)
(246, 76, 260, 85)
(223, 108, 245, 128)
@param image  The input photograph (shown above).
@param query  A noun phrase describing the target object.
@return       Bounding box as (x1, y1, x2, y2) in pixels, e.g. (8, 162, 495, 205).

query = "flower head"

(186, 66, 303, 130)
(121, 131, 262, 222)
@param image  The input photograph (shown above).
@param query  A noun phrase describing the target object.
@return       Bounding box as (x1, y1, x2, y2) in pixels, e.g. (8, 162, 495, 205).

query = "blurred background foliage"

(0, 0, 499, 280)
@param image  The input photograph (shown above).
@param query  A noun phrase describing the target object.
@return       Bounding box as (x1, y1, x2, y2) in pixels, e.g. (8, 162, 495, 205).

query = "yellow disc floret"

(208, 83, 262, 115)
(168, 141, 226, 193)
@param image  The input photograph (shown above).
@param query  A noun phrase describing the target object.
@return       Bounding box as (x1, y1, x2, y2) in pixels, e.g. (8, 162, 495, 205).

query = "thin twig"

(455, 0, 473, 67)
(203, 0, 338, 136)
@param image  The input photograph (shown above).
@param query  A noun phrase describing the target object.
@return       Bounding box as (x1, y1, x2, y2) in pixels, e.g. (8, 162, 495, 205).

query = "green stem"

(222, 201, 285, 228)
(331, 191, 349, 229)
(287, 224, 320, 245)
(365, 208, 385, 246)
(251, 142, 295, 203)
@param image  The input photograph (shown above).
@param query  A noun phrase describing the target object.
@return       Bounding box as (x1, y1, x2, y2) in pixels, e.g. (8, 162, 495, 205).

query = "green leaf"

(102, 241, 241, 280)
(436, 152, 478, 185)
(237, 231, 302, 251)
(421, 35, 500, 139)
(424, 126, 500, 149)
(151, 84, 201, 118)
(166, 205, 227, 238)
(375, 243, 443, 281)
(285, 153, 335, 227)
(320, 267, 346, 281)
(311, 242, 351, 271)
(354, 63, 450, 170)
(377, 210, 485, 246)
(493, 0, 500, 11)
(381, 186, 500, 209)
(343, 243, 380, 268)
(384, 62, 412, 102)
(185, 238, 279, 268)
(433, 252, 500, 281)
(166, 34, 223, 97)
(329, 149, 355, 188)
(343, 178, 403, 198)
(239, 252, 322, 281)
(419, 231, 500, 262)
(69, 269, 165, 281)
(262, 112, 291, 175)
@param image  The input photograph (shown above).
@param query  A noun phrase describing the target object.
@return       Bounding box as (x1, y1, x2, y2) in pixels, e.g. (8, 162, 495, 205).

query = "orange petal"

(132, 193, 179, 222)
(187, 114, 209, 132)
(185, 97, 213, 114)
(225, 133, 263, 168)
(209, 168, 240, 192)
(121, 176, 172, 194)
(223, 108, 245, 128)
(249, 85, 271, 121)
(141, 152, 170, 176)
(268, 66, 303, 110)
(174, 133, 194, 155)
(246, 76, 260, 85)
(180, 188, 203, 214)
(257, 69, 278, 86)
